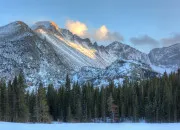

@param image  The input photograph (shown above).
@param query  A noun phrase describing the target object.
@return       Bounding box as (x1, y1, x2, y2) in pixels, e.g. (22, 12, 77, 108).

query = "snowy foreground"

(1, 122, 180, 130)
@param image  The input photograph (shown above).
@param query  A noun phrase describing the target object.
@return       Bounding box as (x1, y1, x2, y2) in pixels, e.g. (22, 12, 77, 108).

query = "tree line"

(0, 70, 180, 123)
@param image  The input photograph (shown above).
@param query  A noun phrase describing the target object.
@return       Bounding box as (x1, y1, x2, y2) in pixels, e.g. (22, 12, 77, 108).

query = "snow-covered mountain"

(0, 21, 69, 87)
(72, 59, 158, 87)
(32, 21, 150, 70)
(0, 21, 179, 87)
(32, 21, 109, 71)
(149, 43, 180, 68)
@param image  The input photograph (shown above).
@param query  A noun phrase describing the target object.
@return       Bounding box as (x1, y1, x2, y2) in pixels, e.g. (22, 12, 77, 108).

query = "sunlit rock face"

(32, 21, 151, 71)
(55, 35, 96, 59)
(33, 21, 111, 71)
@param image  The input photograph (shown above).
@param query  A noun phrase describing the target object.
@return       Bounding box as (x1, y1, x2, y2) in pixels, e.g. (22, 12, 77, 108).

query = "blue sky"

(0, 0, 180, 53)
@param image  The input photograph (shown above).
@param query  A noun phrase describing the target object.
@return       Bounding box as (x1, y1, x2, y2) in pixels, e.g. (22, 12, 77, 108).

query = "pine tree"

(86, 83, 93, 121)
(11, 77, 17, 122)
(67, 105, 72, 122)
(75, 98, 82, 121)
(100, 87, 106, 121)
(93, 87, 99, 121)
(16, 73, 29, 122)
(0, 80, 2, 120)
(132, 83, 139, 122)
(37, 83, 51, 123)
(0, 80, 9, 121)
(64, 74, 71, 122)
(107, 93, 114, 122)
(82, 85, 88, 122)
(72, 82, 82, 121)
(57, 85, 65, 121)
(47, 84, 57, 120)
(7, 80, 12, 122)
(29, 90, 37, 122)
(133, 94, 139, 122)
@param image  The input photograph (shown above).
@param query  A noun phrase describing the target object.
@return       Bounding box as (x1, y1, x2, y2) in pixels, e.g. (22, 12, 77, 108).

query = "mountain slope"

(32, 21, 151, 71)
(105, 41, 150, 64)
(0, 21, 69, 86)
(72, 59, 158, 86)
(149, 43, 180, 68)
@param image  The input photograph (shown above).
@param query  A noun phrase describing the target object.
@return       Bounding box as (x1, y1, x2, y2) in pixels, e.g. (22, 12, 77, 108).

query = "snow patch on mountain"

(72, 59, 159, 86)
(150, 64, 177, 74)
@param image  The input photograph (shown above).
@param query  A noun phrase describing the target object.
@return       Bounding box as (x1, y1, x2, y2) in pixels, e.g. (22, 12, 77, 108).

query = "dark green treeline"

(0, 70, 180, 123)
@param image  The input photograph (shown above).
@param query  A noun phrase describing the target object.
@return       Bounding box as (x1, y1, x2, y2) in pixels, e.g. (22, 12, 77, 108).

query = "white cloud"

(65, 20, 88, 37)
(65, 19, 123, 42)
(93, 25, 123, 42)
(95, 25, 108, 40)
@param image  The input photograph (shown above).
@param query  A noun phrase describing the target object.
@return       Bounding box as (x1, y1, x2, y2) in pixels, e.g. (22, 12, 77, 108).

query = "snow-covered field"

(0, 122, 180, 130)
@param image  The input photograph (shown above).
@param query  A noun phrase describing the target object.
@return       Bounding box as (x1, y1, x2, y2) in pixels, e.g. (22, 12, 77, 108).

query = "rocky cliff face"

(149, 43, 180, 68)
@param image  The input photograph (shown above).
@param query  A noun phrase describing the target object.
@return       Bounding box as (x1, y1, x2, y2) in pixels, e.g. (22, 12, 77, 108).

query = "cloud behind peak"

(65, 19, 123, 43)
(161, 33, 180, 46)
(130, 35, 159, 45)
(65, 20, 88, 37)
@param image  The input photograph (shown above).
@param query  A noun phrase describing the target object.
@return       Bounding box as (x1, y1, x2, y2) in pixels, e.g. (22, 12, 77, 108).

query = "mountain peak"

(0, 21, 29, 29)
(0, 21, 31, 37)
(106, 41, 124, 48)
(49, 21, 59, 30)
(32, 21, 59, 31)
(9, 21, 27, 26)
(15, 21, 26, 25)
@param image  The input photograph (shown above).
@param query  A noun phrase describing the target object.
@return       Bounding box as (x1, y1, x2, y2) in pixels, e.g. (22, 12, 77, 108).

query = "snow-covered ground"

(0, 122, 180, 130)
